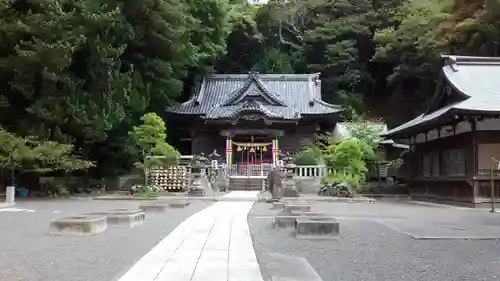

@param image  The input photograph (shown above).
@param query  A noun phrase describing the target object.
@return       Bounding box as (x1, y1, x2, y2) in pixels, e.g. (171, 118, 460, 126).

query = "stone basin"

(50, 215, 107, 235)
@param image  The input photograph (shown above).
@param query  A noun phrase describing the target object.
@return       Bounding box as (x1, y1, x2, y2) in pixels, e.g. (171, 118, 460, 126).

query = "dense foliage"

(0, 0, 499, 181)
(0, 127, 92, 185)
(324, 139, 368, 190)
(293, 148, 319, 165)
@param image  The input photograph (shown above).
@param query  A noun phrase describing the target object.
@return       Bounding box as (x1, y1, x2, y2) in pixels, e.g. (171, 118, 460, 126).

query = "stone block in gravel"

(273, 211, 326, 229)
(294, 217, 339, 239)
(260, 253, 323, 281)
(50, 215, 107, 235)
(139, 202, 168, 212)
(89, 209, 146, 228)
(168, 201, 190, 208)
(284, 204, 311, 212)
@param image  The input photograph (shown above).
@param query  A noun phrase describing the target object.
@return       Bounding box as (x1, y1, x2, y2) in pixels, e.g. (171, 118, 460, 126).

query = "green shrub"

(326, 173, 363, 191)
(322, 139, 368, 190)
(294, 149, 318, 165)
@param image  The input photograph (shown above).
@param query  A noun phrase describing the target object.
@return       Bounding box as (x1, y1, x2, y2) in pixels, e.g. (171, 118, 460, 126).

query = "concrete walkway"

(118, 191, 264, 281)
(0, 202, 15, 209)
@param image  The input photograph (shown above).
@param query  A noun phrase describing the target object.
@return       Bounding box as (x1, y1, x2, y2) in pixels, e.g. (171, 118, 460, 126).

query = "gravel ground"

(0, 199, 212, 281)
(249, 201, 500, 281)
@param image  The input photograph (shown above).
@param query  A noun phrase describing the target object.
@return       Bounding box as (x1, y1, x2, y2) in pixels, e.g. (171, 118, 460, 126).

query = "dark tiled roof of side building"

(384, 55, 500, 138)
(167, 73, 342, 120)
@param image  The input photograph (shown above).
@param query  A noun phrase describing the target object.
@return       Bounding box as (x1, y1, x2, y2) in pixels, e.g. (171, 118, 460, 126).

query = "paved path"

(0, 202, 15, 209)
(118, 191, 263, 281)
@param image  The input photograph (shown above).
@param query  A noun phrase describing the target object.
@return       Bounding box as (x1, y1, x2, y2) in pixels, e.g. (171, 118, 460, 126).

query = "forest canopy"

(0, 0, 498, 178)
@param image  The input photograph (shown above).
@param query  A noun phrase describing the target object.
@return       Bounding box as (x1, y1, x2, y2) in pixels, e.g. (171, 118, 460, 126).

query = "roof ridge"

(205, 73, 319, 80)
(442, 55, 500, 67)
(221, 74, 289, 107)
(314, 99, 343, 109)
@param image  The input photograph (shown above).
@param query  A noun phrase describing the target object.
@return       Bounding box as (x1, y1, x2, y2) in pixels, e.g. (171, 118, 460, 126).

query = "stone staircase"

(229, 177, 265, 190)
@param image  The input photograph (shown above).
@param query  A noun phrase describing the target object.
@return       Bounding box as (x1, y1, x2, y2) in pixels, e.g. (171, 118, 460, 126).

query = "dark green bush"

(294, 149, 318, 165)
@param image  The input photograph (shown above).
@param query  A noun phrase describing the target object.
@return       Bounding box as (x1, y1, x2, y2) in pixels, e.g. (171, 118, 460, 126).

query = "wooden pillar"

(408, 136, 413, 180)
(437, 127, 441, 175)
(189, 126, 196, 155)
(272, 137, 279, 166)
(470, 117, 479, 202)
(221, 130, 233, 175)
(225, 135, 233, 168)
(471, 118, 478, 175)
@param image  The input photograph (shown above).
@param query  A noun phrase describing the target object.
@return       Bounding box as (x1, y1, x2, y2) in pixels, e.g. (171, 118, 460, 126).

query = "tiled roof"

(384, 55, 500, 138)
(168, 73, 342, 120)
(221, 73, 288, 107)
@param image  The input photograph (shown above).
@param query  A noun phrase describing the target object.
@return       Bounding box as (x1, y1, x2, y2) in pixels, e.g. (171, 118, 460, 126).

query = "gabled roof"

(221, 73, 288, 106)
(168, 73, 342, 120)
(385, 55, 500, 138)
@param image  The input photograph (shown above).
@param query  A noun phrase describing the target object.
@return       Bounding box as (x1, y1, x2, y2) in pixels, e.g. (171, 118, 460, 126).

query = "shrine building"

(384, 55, 500, 207)
(167, 73, 343, 175)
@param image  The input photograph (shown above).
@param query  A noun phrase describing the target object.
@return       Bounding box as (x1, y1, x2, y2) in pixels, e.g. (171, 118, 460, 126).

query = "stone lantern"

(281, 152, 298, 197)
(188, 153, 206, 196)
(208, 150, 228, 192)
(209, 150, 220, 170)
(209, 149, 229, 192)
(282, 152, 296, 175)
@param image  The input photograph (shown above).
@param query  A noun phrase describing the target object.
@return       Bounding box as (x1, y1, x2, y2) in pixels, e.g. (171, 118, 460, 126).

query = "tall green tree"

(0, 0, 238, 179)
(129, 112, 179, 184)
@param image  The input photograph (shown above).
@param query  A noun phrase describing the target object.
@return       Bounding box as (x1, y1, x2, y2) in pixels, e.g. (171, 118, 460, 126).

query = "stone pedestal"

(5, 186, 15, 203)
(50, 215, 107, 235)
(217, 177, 230, 192)
(188, 174, 205, 197)
(282, 172, 298, 197)
(268, 169, 282, 200)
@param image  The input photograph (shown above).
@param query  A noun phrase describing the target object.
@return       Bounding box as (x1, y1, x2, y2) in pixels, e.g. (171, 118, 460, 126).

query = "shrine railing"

(294, 165, 335, 178)
(225, 164, 273, 176)
(209, 164, 335, 178)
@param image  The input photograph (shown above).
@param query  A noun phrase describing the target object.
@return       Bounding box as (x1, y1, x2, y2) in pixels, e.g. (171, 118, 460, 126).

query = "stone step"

(229, 178, 264, 190)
